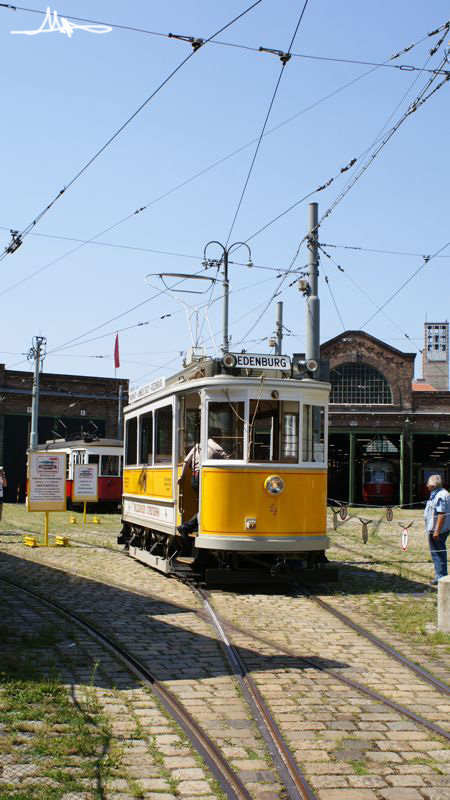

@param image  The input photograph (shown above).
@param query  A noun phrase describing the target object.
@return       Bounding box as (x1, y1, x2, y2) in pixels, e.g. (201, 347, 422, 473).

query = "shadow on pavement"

(0, 550, 351, 689)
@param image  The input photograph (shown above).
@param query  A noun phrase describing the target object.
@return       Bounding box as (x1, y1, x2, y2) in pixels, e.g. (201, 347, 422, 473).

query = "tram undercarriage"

(118, 522, 338, 586)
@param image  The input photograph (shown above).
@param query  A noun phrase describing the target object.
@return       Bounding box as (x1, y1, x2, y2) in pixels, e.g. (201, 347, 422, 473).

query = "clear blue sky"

(1, 0, 449, 385)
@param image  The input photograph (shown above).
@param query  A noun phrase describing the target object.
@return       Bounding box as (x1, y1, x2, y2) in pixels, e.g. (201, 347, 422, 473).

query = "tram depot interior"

(0, 322, 449, 507)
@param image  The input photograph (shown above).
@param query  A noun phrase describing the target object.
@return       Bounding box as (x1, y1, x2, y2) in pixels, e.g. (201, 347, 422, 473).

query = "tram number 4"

(270, 504, 278, 516)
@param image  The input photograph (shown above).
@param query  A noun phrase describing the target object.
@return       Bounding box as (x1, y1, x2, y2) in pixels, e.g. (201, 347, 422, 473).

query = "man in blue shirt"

(424, 474, 450, 586)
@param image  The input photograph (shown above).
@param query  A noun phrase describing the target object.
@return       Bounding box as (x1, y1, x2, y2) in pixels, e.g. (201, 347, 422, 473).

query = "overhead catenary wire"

(234, 33, 450, 344)
(7, 15, 440, 298)
(360, 241, 450, 330)
(5, 16, 448, 376)
(320, 260, 345, 331)
(225, 0, 310, 245)
(320, 241, 450, 259)
(0, 0, 264, 260)
(0, 225, 307, 276)
(6, 266, 288, 373)
(318, 243, 418, 346)
(0, 61, 390, 301)
(2, 3, 448, 76)
(318, 243, 450, 388)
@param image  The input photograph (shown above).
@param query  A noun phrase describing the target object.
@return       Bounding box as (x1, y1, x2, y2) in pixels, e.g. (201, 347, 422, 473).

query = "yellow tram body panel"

(123, 468, 173, 499)
(200, 467, 327, 536)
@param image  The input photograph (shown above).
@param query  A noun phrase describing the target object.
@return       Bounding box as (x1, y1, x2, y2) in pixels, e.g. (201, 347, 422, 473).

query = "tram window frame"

(125, 416, 138, 466)
(207, 401, 245, 461)
(178, 393, 201, 461)
(155, 404, 173, 464)
(139, 410, 153, 465)
(248, 399, 299, 463)
(101, 455, 120, 477)
(302, 404, 325, 463)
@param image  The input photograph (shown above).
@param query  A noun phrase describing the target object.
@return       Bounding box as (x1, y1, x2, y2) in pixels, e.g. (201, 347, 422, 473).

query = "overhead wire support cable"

(0, 0, 264, 260)
(225, 0, 310, 245)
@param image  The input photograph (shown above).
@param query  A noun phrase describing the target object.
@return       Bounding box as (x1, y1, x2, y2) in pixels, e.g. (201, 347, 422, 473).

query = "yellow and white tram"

(119, 353, 331, 582)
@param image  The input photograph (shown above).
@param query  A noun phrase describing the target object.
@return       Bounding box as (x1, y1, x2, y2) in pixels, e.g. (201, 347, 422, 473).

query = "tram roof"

(38, 437, 123, 450)
(125, 356, 330, 413)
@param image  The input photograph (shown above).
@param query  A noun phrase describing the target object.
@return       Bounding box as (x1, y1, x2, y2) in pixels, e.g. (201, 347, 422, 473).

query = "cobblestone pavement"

(0, 580, 227, 800)
(0, 523, 449, 799)
(0, 544, 283, 799)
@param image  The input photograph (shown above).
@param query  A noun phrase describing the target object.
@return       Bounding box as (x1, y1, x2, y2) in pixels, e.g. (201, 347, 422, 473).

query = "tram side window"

(101, 455, 120, 476)
(208, 402, 244, 459)
(125, 417, 138, 465)
(249, 400, 299, 463)
(139, 411, 153, 465)
(302, 405, 325, 462)
(155, 405, 173, 464)
(88, 454, 100, 465)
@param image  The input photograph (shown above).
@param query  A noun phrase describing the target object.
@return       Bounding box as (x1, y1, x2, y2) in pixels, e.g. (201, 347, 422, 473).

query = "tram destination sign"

(229, 353, 291, 370)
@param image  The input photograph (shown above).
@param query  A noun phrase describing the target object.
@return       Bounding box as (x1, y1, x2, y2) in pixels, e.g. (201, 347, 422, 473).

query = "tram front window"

(249, 400, 299, 463)
(208, 402, 244, 459)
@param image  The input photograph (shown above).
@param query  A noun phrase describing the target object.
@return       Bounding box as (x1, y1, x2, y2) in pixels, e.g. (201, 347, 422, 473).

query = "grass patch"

(408, 756, 443, 773)
(0, 502, 121, 545)
(350, 759, 369, 775)
(0, 620, 119, 799)
(367, 593, 450, 655)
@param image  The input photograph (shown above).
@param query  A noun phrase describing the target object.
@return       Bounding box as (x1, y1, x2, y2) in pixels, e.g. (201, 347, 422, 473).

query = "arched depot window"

(330, 362, 392, 404)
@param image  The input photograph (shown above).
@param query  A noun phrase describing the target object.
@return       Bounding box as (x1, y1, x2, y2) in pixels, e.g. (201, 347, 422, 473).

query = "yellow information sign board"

(27, 452, 67, 512)
(73, 463, 98, 503)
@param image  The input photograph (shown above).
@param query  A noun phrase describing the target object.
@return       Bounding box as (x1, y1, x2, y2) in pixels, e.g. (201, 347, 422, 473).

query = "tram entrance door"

(177, 393, 201, 531)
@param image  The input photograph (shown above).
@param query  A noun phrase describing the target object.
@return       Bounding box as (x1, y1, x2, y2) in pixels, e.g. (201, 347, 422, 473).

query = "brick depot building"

(322, 330, 450, 505)
(0, 364, 128, 502)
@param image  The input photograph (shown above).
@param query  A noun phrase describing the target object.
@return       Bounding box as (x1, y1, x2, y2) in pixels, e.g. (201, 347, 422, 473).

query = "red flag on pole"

(114, 333, 120, 369)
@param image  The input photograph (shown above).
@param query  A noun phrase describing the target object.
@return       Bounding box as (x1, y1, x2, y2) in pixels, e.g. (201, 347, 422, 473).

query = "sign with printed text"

(73, 463, 98, 503)
(27, 452, 67, 512)
(233, 353, 291, 370)
(128, 376, 166, 405)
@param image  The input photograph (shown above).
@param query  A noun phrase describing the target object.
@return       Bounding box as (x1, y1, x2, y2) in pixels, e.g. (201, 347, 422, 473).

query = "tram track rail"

(291, 582, 450, 698)
(194, 585, 317, 800)
(200, 599, 450, 741)
(193, 587, 450, 745)
(0, 575, 252, 800)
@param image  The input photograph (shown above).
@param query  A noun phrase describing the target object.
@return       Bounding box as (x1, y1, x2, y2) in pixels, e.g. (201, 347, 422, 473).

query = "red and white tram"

(362, 460, 396, 504)
(38, 437, 123, 507)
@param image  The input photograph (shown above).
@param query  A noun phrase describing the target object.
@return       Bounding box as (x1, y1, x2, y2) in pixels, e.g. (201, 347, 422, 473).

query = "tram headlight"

(264, 475, 285, 495)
